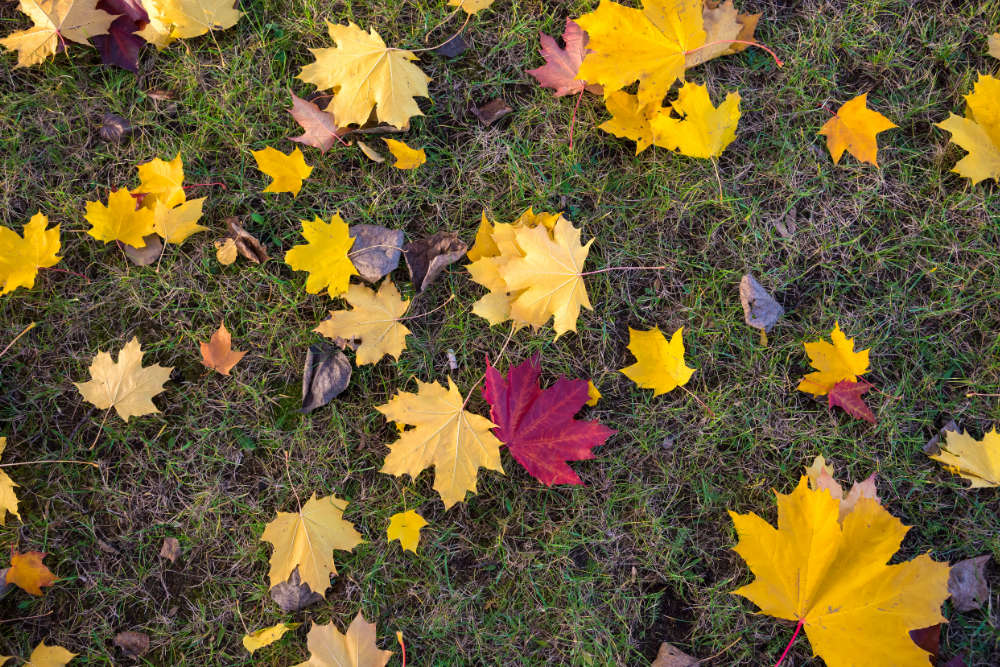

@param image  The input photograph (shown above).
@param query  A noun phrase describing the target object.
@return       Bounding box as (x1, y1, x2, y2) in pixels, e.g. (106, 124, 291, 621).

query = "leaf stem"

(568, 88, 585, 150)
(679, 384, 714, 418)
(398, 294, 455, 322)
(774, 618, 804, 667)
(0, 322, 36, 358)
(684, 39, 783, 68)
(462, 323, 516, 409)
(413, 13, 472, 53)
(396, 631, 407, 667)
(41, 266, 90, 283)
(0, 459, 99, 469)
(283, 450, 303, 513)
(182, 182, 227, 191)
(577, 265, 666, 276)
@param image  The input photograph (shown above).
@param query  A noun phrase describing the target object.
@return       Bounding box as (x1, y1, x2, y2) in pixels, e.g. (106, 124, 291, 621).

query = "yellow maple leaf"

(25, 641, 76, 667)
(797, 322, 869, 396)
(298, 21, 431, 129)
(990, 33, 1000, 59)
(730, 477, 950, 666)
(151, 197, 207, 244)
(448, 0, 495, 15)
(804, 454, 879, 522)
(284, 213, 359, 298)
(135, 153, 186, 208)
(599, 90, 659, 154)
(156, 0, 241, 39)
(819, 93, 897, 166)
(135, 0, 175, 47)
(687, 0, 760, 67)
(586, 380, 601, 406)
(74, 337, 172, 421)
(84, 188, 155, 248)
(576, 0, 707, 109)
(314, 281, 411, 365)
(260, 492, 363, 596)
(651, 82, 741, 158)
(242, 622, 300, 655)
(387, 509, 428, 553)
(466, 211, 499, 262)
(294, 613, 392, 667)
(7, 551, 56, 596)
(0, 0, 114, 68)
(0, 437, 20, 525)
(621, 326, 695, 395)
(378, 378, 503, 509)
(0, 212, 61, 296)
(928, 427, 1000, 488)
(384, 139, 426, 170)
(936, 73, 1000, 184)
(252, 146, 313, 196)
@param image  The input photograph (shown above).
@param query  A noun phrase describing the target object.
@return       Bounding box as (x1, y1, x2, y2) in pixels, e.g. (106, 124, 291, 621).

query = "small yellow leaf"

(935, 73, 1000, 184)
(314, 281, 411, 365)
(387, 509, 428, 553)
(586, 380, 601, 406)
(7, 551, 56, 596)
(650, 82, 741, 159)
(284, 213, 359, 298)
(448, 0, 495, 15)
(384, 139, 426, 170)
(294, 613, 392, 667)
(85, 188, 155, 248)
(242, 622, 300, 654)
(819, 93, 897, 166)
(0, 212, 61, 296)
(797, 322, 870, 396)
(151, 197, 207, 244)
(135, 153, 186, 209)
(215, 238, 238, 265)
(252, 146, 313, 196)
(0, 437, 20, 525)
(74, 337, 173, 421)
(25, 641, 76, 667)
(620, 326, 695, 395)
(928, 427, 1000, 488)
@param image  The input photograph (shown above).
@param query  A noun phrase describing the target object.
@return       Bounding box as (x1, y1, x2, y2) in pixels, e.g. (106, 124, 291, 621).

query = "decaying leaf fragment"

(74, 337, 172, 421)
(216, 217, 268, 265)
(738, 274, 783, 333)
(113, 631, 150, 657)
(199, 322, 247, 376)
(990, 33, 1000, 59)
(948, 555, 990, 612)
(927, 427, 1000, 488)
(269, 568, 324, 611)
(294, 613, 392, 667)
(122, 234, 163, 266)
(347, 224, 402, 283)
(819, 93, 897, 166)
(651, 641, 699, 667)
(300, 344, 352, 413)
(403, 232, 467, 292)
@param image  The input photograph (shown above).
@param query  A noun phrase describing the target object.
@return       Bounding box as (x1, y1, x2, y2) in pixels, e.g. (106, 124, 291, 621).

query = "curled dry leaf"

(99, 112, 134, 143)
(948, 555, 990, 612)
(121, 234, 163, 266)
(403, 232, 468, 292)
(347, 224, 403, 283)
(651, 641, 699, 667)
(357, 141, 386, 163)
(113, 631, 150, 657)
(158, 537, 180, 562)
(269, 567, 324, 611)
(301, 344, 352, 413)
(222, 217, 268, 264)
(472, 98, 513, 126)
(923, 419, 959, 456)
(739, 274, 783, 333)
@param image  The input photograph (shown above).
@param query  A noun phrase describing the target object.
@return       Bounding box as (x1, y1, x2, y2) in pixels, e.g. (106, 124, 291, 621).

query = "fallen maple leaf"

(84, 188, 155, 248)
(797, 322, 869, 396)
(284, 213, 358, 298)
(819, 93, 897, 166)
(652, 81, 741, 158)
(253, 146, 313, 196)
(298, 21, 431, 129)
(598, 91, 659, 153)
(483, 356, 615, 485)
(730, 477, 950, 666)
(199, 322, 246, 375)
(151, 197, 207, 243)
(25, 641, 76, 667)
(242, 622, 300, 655)
(827, 379, 876, 423)
(0, 212, 61, 296)
(92, 0, 148, 71)
(134, 153, 186, 208)
(927, 427, 1000, 487)
(294, 613, 392, 667)
(155, 0, 241, 39)
(378, 378, 503, 509)
(0, 0, 115, 68)
(314, 282, 411, 365)
(260, 492, 363, 596)
(384, 139, 426, 169)
(686, 0, 760, 67)
(804, 454, 879, 522)
(403, 231, 467, 292)
(526, 19, 603, 97)
(300, 344, 351, 413)
(936, 73, 1000, 184)
(621, 326, 695, 395)
(448, 0, 495, 14)
(7, 551, 56, 595)
(74, 336, 172, 421)
(0, 437, 20, 525)
(386, 509, 427, 553)
(288, 92, 350, 153)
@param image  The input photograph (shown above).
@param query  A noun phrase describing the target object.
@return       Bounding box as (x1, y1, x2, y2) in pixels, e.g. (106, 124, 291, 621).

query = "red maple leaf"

(525, 19, 603, 98)
(93, 0, 149, 72)
(828, 379, 877, 423)
(483, 356, 615, 485)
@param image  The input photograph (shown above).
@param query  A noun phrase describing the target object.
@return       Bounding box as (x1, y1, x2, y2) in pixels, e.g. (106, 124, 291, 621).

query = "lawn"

(1, 0, 999, 664)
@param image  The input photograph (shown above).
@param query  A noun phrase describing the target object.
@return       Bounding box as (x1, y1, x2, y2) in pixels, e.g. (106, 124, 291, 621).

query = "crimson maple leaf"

(828, 379, 877, 423)
(483, 356, 615, 485)
(93, 0, 149, 72)
(526, 19, 603, 97)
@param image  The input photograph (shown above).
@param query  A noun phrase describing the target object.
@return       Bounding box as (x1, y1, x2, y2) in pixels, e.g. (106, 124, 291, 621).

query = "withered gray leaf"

(114, 631, 150, 657)
(301, 344, 351, 413)
(948, 555, 990, 612)
(472, 98, 513, 126)
(651, 641, 699, 666)
(403, 232, 468, 292)
(923, 420, 959, 456)
(100, 113, 133, 143)
(121, 234, 163, 266)
(435, 33, 468, 58)
(159, 537, 180, 562)
(270, 567, 324, 611)
(348, 224, 403, 283)
(739, 274, 783, 333)
(225, 217, 268, 263)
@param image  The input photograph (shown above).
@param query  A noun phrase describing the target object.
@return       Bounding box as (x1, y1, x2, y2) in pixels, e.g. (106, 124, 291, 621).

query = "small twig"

(41, 266, 90, 283)
(89, 409, 111, 450)
(679, 384, 714, 418)
(0, 459, 99, 469)
(577, 265, 666, 276)
(568, 88, 585, 150)
(711, 157, 723, 203)
(182, 182, 227, 191)
(423, 5, 461, 42)
(774, 618, 804, 667)
(398, 294, 455, 322)
(701, 637, 741, 663)
(966, 392, 1000, 398)
(0, 322, 36, 358)
(0, 611, 53, 624)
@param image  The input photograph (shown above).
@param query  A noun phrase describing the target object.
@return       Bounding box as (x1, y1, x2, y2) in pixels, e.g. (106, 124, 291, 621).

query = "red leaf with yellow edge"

(483, 356, 615, 486)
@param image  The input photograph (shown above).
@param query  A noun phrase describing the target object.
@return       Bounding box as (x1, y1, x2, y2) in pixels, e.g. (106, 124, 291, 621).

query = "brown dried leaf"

(348, 224, 403, 282)
(199, 323, 247, 376)
(288, 92, 351, 154)
(225, 218, 268, 263)
(923, 419, 959, 456)
(100, 113, 133, 143)
(121, 234, 163, 266)
(472, 98, 513, 126)
(948, 555, 990, 612)
(159, 537, 180, 562)
(301, 344, 351, 413)
(651, 641, 699, 666)
(739, 274, 783, 333)
(269, 567, 323, 611)
(113, 631, 150, 657)
(403, 232, 467, 292)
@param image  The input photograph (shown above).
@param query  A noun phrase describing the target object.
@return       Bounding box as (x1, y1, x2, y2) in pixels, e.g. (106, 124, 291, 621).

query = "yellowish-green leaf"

(386, 509, 427, 553)
(242, 623, 300, 655)
(620, 326, 695, 395)
(284, 214, 358, 298)
(252, 146, 313, 196)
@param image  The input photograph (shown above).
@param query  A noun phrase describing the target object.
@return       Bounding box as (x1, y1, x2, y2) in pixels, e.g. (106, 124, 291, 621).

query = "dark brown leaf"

(472, 98, 513, 126)
(301, 344, 351, 413)
(403, 232, 467, 292)
(146, 89, 177, 101)
(114, 631, 150, 657)
(909, 624, 940, 658)
(94, 0, 148, 72)
(225, 218, 269, 263)
(120, 234, 162, 266)
(435, 33, 468, 58)
(269, 568, 323, 611)
(99, 113, 134, 143)
(348, 224, 403, 283)
(739, 274, 783, 333)
(948, 555, 990, 612)
(158, 537, 180, 562)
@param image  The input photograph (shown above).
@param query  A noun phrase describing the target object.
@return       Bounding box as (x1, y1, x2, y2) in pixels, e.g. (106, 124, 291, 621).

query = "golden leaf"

(0, 437, 20, 525)
(0, 212, 61, 296)
(294, 613, 392, 667)
(74, 337, 172, 421)
(928, 427, 1000, 488)
(384, 139, 426, 170)
(936, 73, 1000, 184)
(135, 153, 186, 209)
(797, 322, 869, 396)
(620, 326, 695, 395)
(314, 281, 411, 365)
(242, 622, 300, 655)
(819, 93, 897, 166)
(650, 82, 741, 158)
(386, 510, 428, 553)
(284, 213, 358, 298)
(84, 188, 155, 248)
(151, 197, 207, 244)
(0, 0, 114, 67)
(252, 146, 313, 196)
(25, 642, 76, 667)
(7, 551, 56, 596)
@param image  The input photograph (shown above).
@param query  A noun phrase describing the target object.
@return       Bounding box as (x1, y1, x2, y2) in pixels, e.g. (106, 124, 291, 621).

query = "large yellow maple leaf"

(85, 188, 155, 248)
(378, 378, 503, 509)
(284, 213, 359, 298)
(252, 146, 313, 197)
(730, 477, 950, 666)
(0, 0, 114, 68)
(294, 613, 392, 667)
(314, 281, 411, 365)
(819, 93, 897, 166)
(0, 438, 20, 526)
(151, 197, 207, 244)
(74, 337, 172, 421)
(0, 212, 61, 296)
(936, 73, 1000, 184)
(797, 322, 869, 396)
(620, 326, 695, 395)
(928, 427, 1000, 488)
(298, 22, 431, 129)
(260, 492, 363, 596)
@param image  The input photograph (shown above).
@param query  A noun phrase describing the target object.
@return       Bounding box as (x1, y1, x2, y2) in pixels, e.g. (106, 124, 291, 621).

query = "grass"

(2, 0, 1000, 663)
